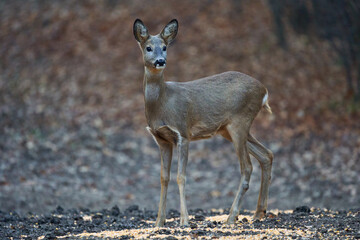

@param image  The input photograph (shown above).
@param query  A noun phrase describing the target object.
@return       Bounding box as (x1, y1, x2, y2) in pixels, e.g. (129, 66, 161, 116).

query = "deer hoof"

(225, 216, 236, 225)
(180, 217, 189, 227)
(253, 210, 266, 220)
(155, 218, 165, 227)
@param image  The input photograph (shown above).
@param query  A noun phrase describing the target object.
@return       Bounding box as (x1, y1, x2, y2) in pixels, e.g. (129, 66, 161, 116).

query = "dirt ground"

(1, 206, 360, 239)
(0, 1, 360, 237)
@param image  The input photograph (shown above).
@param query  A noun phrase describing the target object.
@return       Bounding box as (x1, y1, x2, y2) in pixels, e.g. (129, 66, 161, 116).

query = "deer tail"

(262, 89, 272, 114)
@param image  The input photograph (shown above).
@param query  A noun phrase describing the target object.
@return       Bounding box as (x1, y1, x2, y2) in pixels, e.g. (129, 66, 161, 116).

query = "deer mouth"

(155, 64, 166, 69)
(154, 60, 166, 69)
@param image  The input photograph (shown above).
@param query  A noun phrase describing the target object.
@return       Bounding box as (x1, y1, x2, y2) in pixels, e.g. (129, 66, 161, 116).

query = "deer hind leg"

(226, 124, 253, 224)
(247, 133, 273, 220)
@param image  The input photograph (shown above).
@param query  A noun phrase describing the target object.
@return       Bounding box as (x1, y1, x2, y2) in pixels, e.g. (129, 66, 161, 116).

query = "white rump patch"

(262, 92, 268, 106)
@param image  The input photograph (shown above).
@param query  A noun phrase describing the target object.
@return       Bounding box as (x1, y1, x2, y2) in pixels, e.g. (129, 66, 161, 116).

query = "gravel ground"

(1, 205, 360, 239)
(1, 124, 359, 215)
(1, 125, 359, 239)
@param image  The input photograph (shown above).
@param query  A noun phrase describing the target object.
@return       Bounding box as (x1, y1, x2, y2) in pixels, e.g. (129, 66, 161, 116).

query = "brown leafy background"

(0, 0, 359, 214)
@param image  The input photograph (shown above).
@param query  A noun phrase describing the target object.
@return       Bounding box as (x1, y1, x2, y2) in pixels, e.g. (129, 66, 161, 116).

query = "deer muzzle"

(154, 59, 166, 68)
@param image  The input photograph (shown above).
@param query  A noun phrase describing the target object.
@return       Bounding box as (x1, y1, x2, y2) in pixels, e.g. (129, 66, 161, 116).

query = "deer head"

(133, 19, 178, 71)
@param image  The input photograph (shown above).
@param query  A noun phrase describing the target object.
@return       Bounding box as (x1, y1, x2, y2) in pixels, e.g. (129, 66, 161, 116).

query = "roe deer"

(133, 19, 273, 227)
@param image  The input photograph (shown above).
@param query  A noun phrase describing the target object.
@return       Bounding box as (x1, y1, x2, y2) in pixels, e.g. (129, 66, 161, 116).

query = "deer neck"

(143, 67, 166, 125)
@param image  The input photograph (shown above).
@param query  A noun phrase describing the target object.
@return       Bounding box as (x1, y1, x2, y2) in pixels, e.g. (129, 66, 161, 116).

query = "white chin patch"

(155, 64, 166, 69)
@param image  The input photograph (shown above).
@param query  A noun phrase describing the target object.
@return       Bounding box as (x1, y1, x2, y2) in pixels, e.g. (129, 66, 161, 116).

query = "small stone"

(191, 229, 207, 236)
(111, 205, 120, 216)
(74, 214, 83, 220)
(293, 206, 311, 214)
(50, 217, 60, 224)
(157, 229, 171, 234)
(194, 214, 205, 221)
(190, 222, 197, 229)
(55, 206, 64, 214)
(207, 222, 215, 228)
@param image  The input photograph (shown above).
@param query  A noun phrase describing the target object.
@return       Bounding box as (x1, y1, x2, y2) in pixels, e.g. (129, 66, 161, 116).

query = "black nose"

(154, 59, 166, 67)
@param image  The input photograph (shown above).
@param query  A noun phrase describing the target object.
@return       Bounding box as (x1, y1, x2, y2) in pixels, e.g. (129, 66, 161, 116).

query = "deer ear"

(133, 19, 149, 43)
(160, 19, 178, 44)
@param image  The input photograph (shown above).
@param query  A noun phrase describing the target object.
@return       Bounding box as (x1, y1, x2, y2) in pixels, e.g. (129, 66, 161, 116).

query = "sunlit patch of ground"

(5, 207, 359, 239)
(38, 211, 317, 239)
(55, 226, 314, 240)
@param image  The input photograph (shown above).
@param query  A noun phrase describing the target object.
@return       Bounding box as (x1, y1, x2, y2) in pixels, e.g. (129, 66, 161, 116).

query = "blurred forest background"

(0, 0, 359, 214)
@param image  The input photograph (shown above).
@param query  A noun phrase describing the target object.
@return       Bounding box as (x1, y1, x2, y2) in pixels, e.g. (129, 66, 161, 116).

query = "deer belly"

(189, 122, 221, 140)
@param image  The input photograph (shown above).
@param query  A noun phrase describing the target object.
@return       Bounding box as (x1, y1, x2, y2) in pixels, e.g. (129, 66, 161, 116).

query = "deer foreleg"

(177, 137, 189, 226)
(155, 140, 173, 227)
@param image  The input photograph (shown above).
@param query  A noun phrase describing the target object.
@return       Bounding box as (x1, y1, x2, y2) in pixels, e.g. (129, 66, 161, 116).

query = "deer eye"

(162, 46, 167, 51)
(146, 47, 152, 52)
